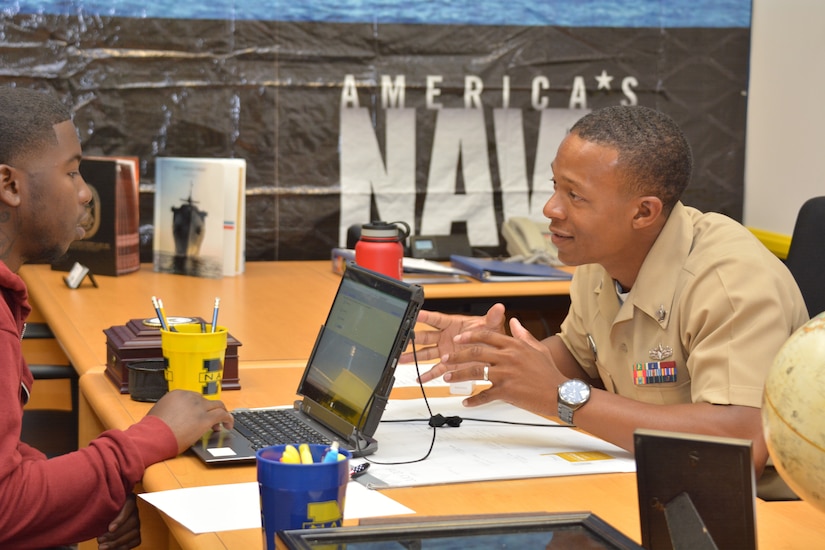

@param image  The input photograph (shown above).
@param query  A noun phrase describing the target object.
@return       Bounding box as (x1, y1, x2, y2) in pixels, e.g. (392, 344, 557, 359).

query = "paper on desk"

(394, 362, 493, 391)
(402, 257, 469, 275)
(361, 397, 635, 489)
(394, 362, 447, 387)
(139, 479, 414, 535)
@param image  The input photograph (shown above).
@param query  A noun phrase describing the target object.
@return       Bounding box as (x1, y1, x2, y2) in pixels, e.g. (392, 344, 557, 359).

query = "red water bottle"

(355, 221, 409, 280)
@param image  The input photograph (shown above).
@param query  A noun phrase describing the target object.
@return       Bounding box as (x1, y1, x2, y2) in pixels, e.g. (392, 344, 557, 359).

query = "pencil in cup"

(211, 297, 220, 333)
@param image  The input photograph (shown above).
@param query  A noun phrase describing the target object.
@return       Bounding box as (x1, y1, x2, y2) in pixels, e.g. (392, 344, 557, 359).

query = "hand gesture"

(402, 303, 507, 383)
(441, 317, 564, 417)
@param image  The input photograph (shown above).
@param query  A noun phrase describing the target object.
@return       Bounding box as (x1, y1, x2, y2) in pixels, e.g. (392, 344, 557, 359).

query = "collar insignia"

(656, 305, 667, 323)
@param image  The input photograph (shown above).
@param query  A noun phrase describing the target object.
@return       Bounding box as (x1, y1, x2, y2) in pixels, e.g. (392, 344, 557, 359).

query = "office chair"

(784, 196, 825, 318)
(755, 197, 825, 502)
(20, 322, 79, 457)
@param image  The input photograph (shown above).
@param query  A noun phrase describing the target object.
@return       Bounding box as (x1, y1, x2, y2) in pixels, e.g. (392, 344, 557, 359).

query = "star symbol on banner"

(595, 70, 614, 90)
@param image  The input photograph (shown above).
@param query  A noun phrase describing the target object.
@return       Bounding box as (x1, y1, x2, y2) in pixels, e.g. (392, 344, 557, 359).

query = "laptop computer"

(190, 263, 424, 464)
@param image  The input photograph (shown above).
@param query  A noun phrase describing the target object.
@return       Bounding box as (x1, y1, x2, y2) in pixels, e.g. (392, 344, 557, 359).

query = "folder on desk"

(449, 255, 572, 282)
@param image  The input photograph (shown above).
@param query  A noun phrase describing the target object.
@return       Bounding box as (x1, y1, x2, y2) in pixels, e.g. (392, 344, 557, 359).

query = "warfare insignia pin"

(649, 343, 673, 361)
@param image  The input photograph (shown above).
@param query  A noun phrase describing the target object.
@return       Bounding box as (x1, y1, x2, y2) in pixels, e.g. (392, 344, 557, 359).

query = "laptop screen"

(298, 266, 422, 433)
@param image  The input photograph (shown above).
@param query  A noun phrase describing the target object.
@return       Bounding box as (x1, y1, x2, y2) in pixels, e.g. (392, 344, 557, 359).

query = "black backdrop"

(0, 14, 750, 261)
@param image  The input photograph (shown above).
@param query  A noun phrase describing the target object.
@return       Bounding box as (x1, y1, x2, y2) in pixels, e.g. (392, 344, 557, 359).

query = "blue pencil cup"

(257, 444, 350, 550)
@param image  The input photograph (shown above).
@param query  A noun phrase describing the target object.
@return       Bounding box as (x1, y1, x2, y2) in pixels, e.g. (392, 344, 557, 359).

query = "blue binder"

(449, 255, 572, 282)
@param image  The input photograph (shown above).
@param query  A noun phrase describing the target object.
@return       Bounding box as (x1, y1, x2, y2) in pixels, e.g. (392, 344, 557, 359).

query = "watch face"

(559, 379, 591, 406)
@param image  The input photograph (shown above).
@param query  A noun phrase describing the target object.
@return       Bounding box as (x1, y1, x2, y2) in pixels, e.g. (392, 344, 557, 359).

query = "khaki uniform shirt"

(558, 202, 809, 408)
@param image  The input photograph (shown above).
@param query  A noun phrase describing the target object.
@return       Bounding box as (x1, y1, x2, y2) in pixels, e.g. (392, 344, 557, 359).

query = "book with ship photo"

(153, 157, 246, 278)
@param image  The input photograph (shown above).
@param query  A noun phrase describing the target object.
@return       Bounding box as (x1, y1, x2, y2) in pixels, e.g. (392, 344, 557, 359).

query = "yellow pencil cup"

(160, 323, 228, 400)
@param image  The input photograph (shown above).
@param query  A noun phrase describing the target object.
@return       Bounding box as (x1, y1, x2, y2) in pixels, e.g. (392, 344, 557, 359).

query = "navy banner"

(1, 2, 751, 261)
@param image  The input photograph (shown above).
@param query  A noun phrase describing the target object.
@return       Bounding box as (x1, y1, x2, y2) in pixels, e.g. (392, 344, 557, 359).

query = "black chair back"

(784, 196, 825, 317)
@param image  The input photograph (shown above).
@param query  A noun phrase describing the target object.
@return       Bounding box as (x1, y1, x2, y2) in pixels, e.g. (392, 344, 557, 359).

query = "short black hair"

(570, 105, 692, 213)
(0, 87, 72, 166)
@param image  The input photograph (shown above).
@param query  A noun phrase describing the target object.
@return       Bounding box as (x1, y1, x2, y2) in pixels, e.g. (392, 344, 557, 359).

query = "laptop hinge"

(295, 398, 378, 457)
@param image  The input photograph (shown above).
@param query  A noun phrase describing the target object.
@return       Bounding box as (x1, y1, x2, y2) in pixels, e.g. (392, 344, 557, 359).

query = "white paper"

(361, 397, 635, 488)
(393, 362, 446, 387)
(392, 362, 492, 389)
(139, 480, 414, 535)
(402, 257, 469, 275)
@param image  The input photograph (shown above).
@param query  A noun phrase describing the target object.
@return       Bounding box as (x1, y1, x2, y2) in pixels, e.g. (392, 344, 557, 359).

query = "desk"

(20, 261, 573, 375)
(78, 363, 825, 550)
(20, 262, 341, 374)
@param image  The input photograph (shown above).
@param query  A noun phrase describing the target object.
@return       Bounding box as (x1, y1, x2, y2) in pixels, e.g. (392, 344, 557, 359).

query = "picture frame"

(62, 261, 97, 289)
(634, 428, 756, 550)
(278, 511, 643, 549)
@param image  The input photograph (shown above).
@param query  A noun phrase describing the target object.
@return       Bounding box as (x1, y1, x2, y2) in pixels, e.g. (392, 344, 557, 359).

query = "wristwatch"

(557, 378, 591, 425)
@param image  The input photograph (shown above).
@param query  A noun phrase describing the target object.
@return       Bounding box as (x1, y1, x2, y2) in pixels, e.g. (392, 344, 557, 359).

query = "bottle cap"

(361, 221, 402, 238)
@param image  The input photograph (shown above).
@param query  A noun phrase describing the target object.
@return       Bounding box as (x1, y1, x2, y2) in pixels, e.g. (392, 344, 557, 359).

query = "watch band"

(558, 402, 576, 425)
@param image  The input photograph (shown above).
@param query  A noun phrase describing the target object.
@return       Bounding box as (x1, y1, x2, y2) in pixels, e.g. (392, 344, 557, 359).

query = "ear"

(0, 164, 22, 208)
(631, 196, 664, 229)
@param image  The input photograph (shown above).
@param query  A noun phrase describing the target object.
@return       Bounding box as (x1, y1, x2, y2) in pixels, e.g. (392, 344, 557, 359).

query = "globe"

(762, 312, 825, 513)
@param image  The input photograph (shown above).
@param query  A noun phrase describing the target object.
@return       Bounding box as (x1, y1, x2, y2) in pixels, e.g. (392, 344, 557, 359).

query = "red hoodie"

(0, 262, 178, 548)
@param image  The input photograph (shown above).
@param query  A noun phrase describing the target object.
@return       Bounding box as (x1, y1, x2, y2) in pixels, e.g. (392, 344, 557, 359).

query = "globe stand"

(664, 492, 718, 550)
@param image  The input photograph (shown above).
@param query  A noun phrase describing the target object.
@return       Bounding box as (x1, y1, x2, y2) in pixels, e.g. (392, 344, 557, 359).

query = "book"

(51, 156, 140, 277)
(153, 157, 246, 278)
(449, 255, 572, 282)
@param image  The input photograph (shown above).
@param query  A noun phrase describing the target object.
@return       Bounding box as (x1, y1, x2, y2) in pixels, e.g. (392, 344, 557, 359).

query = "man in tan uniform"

(406, 105, 808, 480)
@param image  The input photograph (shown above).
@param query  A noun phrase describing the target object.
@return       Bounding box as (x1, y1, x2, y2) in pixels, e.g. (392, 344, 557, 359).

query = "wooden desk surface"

(78, 364, 825, 550)
(20, 261, 572, 375)
(20, 262, 341, 373)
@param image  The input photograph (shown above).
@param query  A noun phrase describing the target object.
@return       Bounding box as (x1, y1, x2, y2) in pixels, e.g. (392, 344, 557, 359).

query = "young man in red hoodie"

(0, 87, 234, 548)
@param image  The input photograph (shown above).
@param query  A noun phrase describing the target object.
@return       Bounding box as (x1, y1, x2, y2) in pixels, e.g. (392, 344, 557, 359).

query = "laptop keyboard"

(232, 409, 333, 451)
